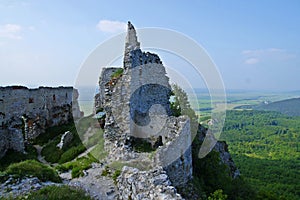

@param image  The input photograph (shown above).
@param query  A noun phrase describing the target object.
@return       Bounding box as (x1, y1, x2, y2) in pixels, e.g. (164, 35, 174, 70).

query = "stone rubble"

(0, 176, 60, 198)
(117, 166, 183, 200)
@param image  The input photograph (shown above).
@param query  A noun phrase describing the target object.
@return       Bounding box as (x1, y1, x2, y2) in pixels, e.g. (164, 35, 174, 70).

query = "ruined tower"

(97, 22, 193, 186)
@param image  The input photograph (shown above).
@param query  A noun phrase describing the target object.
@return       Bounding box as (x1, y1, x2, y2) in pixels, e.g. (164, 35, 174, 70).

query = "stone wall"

(117, 166, 183, 200)
(155, 116, 193, 187)
(0, 86, 82, 158)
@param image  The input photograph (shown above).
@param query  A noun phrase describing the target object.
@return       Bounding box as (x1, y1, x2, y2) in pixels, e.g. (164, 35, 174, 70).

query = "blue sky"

(0, 0, 300, 91)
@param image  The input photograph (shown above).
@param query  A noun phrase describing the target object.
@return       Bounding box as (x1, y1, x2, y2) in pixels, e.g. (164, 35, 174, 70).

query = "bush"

(26, 185, 91, 200)
(208, 189, 228, 200)
(5, 160, 61, 183)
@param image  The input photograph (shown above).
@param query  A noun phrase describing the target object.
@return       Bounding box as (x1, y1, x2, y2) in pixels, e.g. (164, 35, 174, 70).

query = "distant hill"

(256, 98, 300, 116)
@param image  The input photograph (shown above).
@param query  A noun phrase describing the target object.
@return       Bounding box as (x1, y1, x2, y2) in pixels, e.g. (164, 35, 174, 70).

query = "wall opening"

(29, 98, 34, 103)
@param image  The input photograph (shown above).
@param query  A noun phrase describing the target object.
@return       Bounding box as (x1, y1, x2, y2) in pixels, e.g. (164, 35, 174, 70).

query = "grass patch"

(0, 145, 37, 171)
(110, 68, 123, 79)
(26, 185, 91, 200)
(58, 145, 86, 164)
(5, 160, 61, 183)
(56, 156, 97, 179)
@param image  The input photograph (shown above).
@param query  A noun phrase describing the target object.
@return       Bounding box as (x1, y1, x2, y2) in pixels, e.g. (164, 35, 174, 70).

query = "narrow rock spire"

(125, 21, 140, 52)
(123, 21, 140, 69)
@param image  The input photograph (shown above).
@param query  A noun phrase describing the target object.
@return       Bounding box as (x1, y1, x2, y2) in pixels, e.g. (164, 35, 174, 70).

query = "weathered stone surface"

(0, 176, 60, 198)
(197, 124, 240, 178)
(117, 166, 183, 200)
(57, 131, 73, 149)
(95, 22, 193, 198)
(214, 141, 240, 178)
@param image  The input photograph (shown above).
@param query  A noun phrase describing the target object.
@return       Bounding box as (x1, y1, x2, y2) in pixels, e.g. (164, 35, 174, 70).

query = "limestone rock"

(117, 166, 183, 200)
(57, 131, 73, 150)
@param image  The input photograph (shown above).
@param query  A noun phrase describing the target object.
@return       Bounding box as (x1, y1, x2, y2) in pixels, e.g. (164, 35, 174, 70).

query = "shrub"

(208, 189, 228, 200)
(26, 185, 91, 200)
(5, 160, 61, 183)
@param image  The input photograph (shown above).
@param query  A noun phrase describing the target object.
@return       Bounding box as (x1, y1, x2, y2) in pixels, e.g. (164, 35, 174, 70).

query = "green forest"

(220, 110, 300, 200)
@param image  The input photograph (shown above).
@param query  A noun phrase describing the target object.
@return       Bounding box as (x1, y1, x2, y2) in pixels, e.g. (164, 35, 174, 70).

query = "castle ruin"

(0, 86, 82, 158)
(95, 22, 193, 193)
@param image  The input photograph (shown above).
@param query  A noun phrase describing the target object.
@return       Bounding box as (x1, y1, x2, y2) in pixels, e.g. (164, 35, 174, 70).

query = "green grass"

(0, 145, 37, 171)
(110, 68, 123, 79)
(56, 156, 97, 178)
(4, 160, 61, 183)
(58, 145, 87, 164)
(26, 185, 91, 200)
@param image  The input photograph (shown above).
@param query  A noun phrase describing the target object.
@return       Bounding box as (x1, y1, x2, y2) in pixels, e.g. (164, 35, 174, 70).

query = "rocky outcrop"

(214, 141, 240, 178)
(197, 125, 240, 178)
(57, 131, 73, 150)
(117, 166, 183, 200)
(0, 176, 60, 198)
(0, 86, 83, 158)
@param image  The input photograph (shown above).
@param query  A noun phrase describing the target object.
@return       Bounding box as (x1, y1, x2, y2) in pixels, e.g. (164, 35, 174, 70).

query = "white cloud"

(245, 58, 259, 65)
(242, 48, 295, 64)
(0, 24, 22, 39)
(96, 20, 126, 33)
(242, 48, 286, 56)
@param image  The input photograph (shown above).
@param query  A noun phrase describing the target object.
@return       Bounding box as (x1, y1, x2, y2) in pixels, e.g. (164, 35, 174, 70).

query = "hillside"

(255, 98, 300, 116)
(221, 110, 300, 200)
